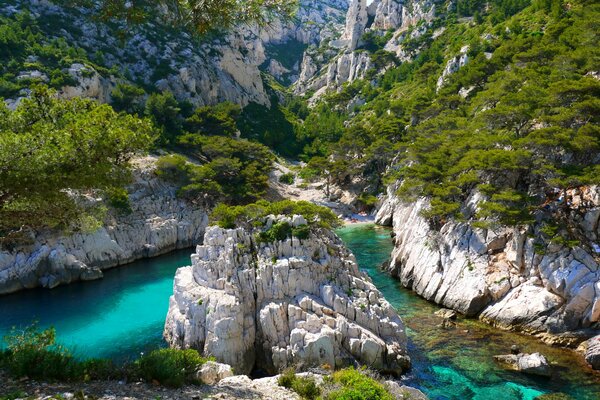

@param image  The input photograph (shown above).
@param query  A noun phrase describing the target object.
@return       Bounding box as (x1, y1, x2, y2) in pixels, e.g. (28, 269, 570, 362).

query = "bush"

(106, 187, 132, 214)
(210, 200, 341, 231)
(2, 325, 83, 381)
(277, 368, 321, 400)
(324, 368, 393, 400)
(279, 173, 295, 185)
(133, 348, 212, 388)
(259, 221, 293, 243)
(292, 224, 311, 240)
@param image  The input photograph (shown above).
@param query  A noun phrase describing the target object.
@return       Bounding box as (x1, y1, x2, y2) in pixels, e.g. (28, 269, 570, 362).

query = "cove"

(0, 249, 192, 361)
(1, 226, 599, 399)
(336, 224, 600, 400)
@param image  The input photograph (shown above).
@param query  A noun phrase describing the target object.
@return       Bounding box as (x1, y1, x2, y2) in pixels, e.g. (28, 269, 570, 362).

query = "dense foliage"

(0, 86, 155, 245)
(210, 200, 341, 230)
(0, 325, 211, 387)
(284, 0, 599, 228)
(58, 0, 298, 35)
(386, 0, 600, 227)
(277, 367, 394, 400)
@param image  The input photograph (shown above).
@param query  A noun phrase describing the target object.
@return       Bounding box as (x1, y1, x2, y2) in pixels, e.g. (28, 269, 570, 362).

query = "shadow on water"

(336, 224, 600, 400)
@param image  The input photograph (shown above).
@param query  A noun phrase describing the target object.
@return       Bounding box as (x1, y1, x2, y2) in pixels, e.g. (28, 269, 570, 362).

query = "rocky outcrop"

(376, 186, 600, 345)
(295, 0, 440, 97)
(336, 0, 370, 51)
(0, 157, 209, 295)
(494, 353, 551, 377)
(164, 220, 410, 375)
(2, 0, 348, 108)
(436, 46, 470, 91)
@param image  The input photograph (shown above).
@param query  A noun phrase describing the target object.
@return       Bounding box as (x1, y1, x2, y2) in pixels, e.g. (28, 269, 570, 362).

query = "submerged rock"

(435, 308, 458, 320)
(164, 221, 410, 375)
(493, 353, 551, 377)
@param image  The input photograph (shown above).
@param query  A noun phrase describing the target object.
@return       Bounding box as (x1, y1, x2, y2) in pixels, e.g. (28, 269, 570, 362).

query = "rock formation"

(295, 0, 440, 97)
(1, 0, 348, 108)
(164, 220, 410, 375)
(0, 157, 209, 295)
(376, 186, 600, 345)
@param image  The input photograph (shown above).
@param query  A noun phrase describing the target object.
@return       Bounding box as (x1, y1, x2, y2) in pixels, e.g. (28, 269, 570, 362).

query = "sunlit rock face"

(164, 221, 410, 375)
(376, 185, 600, 345)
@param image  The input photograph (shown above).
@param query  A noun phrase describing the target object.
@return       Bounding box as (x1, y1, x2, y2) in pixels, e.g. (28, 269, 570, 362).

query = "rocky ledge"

(0, 157, 209, 295)
(376, 185, 600, 346)
(164, 218, 410, 375)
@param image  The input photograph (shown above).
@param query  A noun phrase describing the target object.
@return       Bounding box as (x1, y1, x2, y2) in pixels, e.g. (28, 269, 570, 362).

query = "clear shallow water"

(0, 249, 192, 361)
(1, 227, 599, 399)
(336, 224, 600, 400)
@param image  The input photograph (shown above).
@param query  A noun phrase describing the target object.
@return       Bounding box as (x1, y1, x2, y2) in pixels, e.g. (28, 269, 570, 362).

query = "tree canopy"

(59, 0, 299, 35)
(0, 86, 156, 245)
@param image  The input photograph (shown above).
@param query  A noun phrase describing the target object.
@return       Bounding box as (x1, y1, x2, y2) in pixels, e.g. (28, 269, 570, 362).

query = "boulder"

(197, 361, 234, 385)
(493, 353, 551, 377)
(435, 308, 458, 320)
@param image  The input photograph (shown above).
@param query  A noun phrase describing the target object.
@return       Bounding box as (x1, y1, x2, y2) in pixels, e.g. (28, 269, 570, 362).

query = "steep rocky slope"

(295, 0, 440, 97)
(1, 0, 348, 108)
(0, 157, 208, 295)
(164, 220, 410, 375)
(376, 186, 600, 345)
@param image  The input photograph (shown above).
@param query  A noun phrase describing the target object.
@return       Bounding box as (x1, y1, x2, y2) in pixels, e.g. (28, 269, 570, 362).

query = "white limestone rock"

(0, 156, 209, 294)
(377, 184, 600, 342)
(164, 222, 410, 375)
(197, 361, 234, 385)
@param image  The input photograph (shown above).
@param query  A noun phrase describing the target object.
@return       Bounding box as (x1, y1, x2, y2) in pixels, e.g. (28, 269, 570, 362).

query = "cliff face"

(376, 186, 600, 345)
(164, 220, 410, 375)
(1, 0, 348, 108)
(0, 157, 209, 295)
(295, 0, 440, 97)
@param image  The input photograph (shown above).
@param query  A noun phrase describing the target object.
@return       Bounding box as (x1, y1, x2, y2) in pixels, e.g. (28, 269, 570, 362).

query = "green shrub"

(2, 325, 83, 381)
(133, 348, 212, 387)
(278, 367, 297, 388)
(259, 221, 292, 243)
(292, 224, 311, 240)
(325, 368, 393, 400)
(279, 173, 295, 185)
(210, 200, 340, 231)
(277, 368, 321, 400)
(106, 187, 132, 214)
(357, 193, 379, 209)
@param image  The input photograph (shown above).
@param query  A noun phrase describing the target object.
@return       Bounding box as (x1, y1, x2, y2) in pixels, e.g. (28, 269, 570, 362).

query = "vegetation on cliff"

(0, 86, 155, 245)
(283, 0, 599, 229)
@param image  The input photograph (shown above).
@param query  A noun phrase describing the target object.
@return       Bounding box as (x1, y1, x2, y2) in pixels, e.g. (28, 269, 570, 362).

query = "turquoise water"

(0, 249, 191, 361)
(336, 224, 600, 400)
(1, 226, 599, 399)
